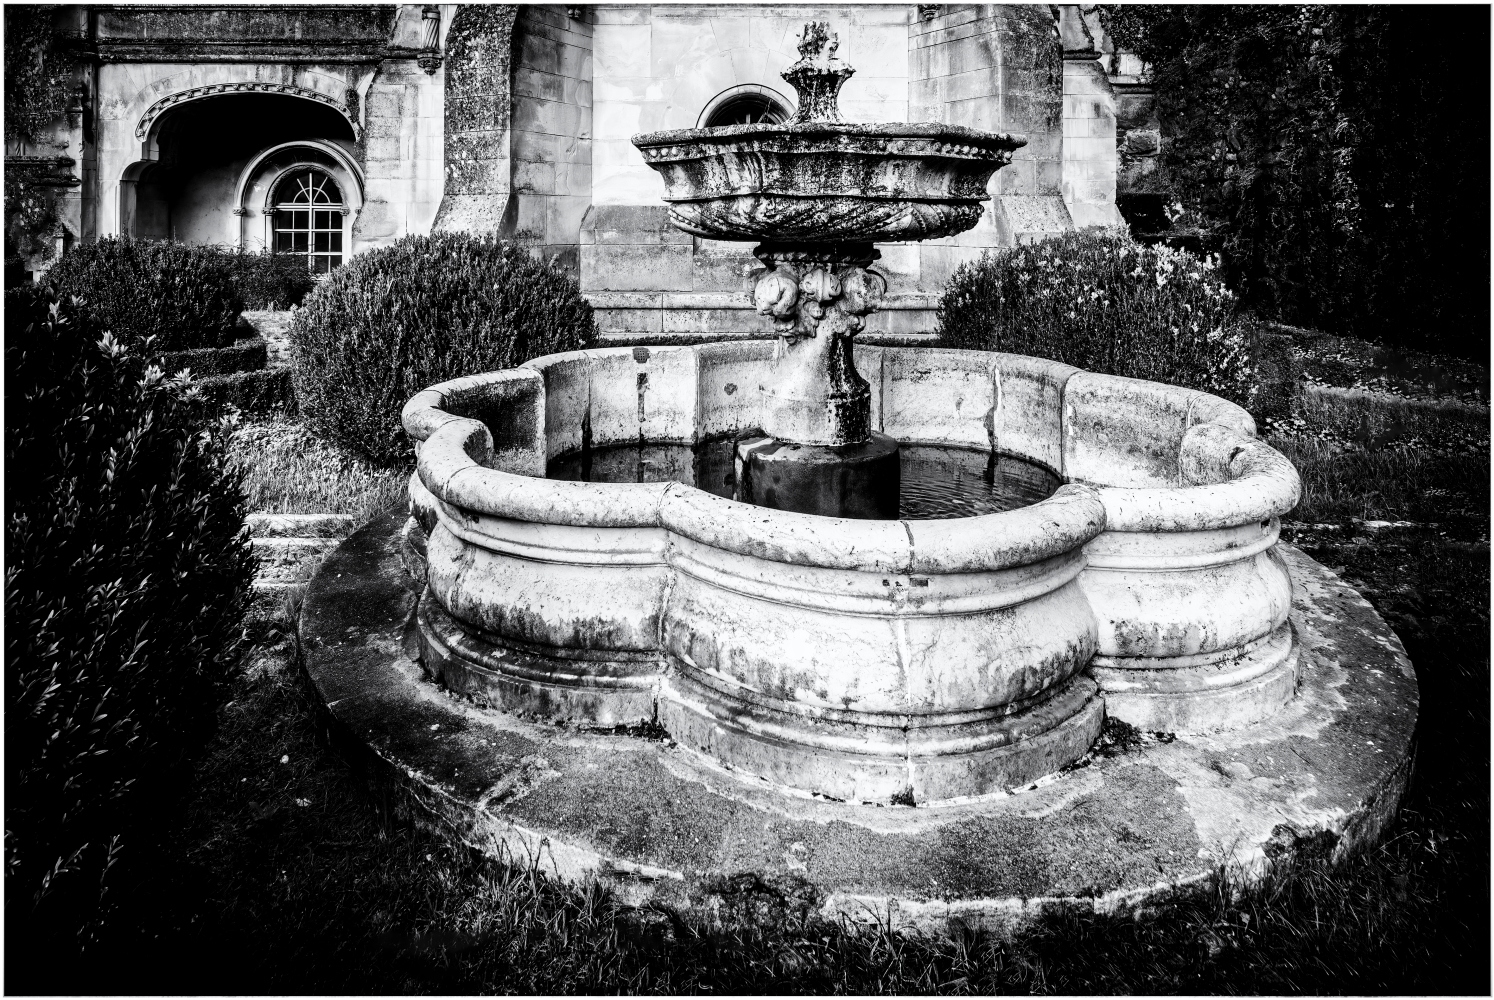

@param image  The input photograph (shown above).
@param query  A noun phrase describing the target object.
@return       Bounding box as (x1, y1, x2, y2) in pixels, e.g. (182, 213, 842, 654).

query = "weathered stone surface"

(633, 123, 1023, 244)
(433, 5, 519, 234)
(633, 22, 1024, 246)
(403, 344, 1306, 745)
(250, 535, 341, 585)
(302, 513, 1418, 938)
(247, 512, 357, 539)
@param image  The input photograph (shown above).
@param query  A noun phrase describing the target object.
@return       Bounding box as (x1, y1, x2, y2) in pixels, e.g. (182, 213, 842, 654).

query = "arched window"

(703, 91, 790, 127)
(272, 168, 344, 273)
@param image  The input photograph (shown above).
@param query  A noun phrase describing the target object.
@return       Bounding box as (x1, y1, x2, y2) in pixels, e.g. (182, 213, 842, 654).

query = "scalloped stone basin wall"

(403, 343, 1301, 804)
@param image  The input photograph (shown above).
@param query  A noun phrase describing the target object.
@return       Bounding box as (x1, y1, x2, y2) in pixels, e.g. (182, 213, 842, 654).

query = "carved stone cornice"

(94, 39, 392, 64)
(136, 82, 358, 141)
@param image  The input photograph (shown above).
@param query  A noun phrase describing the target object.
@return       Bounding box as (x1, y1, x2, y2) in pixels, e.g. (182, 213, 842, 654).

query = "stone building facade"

(8, 3, 1134, 342)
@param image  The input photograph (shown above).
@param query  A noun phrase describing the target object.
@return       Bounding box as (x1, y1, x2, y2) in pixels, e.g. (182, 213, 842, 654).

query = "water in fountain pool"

(547, 439, 1059, 520)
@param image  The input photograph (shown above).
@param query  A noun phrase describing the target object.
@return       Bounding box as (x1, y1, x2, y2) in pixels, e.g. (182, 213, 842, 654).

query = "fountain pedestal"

(736, 241, 899, 518)
(735, 433, 900, 520)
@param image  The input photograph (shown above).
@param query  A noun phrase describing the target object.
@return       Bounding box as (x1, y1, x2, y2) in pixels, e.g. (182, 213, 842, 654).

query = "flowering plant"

(937, 230, 1256, 407)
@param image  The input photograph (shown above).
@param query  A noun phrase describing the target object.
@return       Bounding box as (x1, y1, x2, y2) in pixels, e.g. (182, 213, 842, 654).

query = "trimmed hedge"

(228, 248, 316, 311)
(936, 230, 1256, 407)
(5, 285, 255, 956)
(45, 237, 245, 352)
(291, 234, 597, 467)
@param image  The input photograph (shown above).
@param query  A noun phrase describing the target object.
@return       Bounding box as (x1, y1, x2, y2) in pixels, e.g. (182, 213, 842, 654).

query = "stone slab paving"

(300, 511, 1418, 938)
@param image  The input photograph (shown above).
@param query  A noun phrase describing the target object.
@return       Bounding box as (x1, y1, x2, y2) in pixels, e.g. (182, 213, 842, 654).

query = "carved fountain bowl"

(632, 122, 1027, 244)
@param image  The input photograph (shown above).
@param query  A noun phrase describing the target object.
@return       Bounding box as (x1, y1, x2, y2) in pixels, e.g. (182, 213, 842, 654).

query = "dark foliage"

(291, 233, 596, 467)
(45, 237, 245, 351)
(937, 230, 1255, 406)
(4, 6, 77, 144)
(227, 249, 316, 311)
(1099, 6, 1490, 359)
(4, 285, 256, 969)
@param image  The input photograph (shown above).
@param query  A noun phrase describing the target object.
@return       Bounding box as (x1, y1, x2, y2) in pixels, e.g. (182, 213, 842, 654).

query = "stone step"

(247, 512, 357, 538)
(251, 536, 341, 585)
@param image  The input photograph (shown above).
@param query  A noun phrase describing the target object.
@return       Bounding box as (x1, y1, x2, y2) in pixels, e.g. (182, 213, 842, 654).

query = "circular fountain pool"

(401, 341, 1303, 804)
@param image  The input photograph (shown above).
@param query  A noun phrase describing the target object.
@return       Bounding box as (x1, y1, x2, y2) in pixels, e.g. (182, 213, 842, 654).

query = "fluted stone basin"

(401, 343, 1304, 803)
(632, 121, 1025, 244)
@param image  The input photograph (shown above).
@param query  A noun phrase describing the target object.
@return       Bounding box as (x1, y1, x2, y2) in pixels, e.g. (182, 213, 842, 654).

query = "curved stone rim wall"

(403, 343, 1302, 799)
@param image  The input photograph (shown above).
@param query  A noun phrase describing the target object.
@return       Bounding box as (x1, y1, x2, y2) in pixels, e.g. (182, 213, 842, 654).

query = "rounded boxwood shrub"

(5, 285, 255, 958)
(936, 230, 1256, 407)
(45, 236, 245, 351)
(291, 233, 597, 467)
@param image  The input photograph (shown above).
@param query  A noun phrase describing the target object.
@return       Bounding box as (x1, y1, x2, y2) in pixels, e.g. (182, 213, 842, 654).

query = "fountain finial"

(782, 22, 854, 123)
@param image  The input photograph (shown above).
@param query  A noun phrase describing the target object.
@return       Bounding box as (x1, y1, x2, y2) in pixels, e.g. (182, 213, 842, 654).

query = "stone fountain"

(298, 24, 1419, 938)
(633, 22, 1027, 519)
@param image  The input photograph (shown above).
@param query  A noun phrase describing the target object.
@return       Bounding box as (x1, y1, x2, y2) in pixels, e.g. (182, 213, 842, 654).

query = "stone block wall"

(906, 5, 1070, 275)
(1055, 5, 1125, 231)
(508, 5, 593, 269)
(354, 6, 445, 251)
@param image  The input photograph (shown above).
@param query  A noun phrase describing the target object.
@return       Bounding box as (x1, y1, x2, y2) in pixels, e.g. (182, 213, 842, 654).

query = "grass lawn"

(229, 417, 409, 525)
(27, 377, 1489, 995)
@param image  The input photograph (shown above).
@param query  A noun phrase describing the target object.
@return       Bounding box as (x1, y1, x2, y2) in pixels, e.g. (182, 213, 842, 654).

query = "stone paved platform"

(300, 511, 1418, 937)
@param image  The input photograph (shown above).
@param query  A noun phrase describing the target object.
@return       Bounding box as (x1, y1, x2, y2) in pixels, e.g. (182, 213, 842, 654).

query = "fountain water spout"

(782, 21, 854, 124)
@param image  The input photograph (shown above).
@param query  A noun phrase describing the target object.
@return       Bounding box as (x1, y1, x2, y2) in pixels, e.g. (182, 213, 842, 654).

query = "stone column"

(431, 4, 518, 234)
(736, 242, 900, 520)
(1056, 5, 1126, 230)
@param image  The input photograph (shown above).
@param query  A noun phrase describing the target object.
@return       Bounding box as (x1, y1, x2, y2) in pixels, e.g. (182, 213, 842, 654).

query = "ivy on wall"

(4, 166, 60, 267)
(4, 5, 77, 145)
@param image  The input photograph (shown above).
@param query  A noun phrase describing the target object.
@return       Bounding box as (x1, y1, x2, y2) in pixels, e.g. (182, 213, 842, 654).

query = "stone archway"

(119, 90, 359, 245)
(135, 82, 359, 157)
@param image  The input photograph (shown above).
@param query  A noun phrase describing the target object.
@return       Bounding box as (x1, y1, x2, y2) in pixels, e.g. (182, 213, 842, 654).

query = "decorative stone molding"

(417, 5, 443, 74)
(634, 24, 1025, 246)
(917, 4, 941, 22)
(343, 86, 361, 134)
(781, 22, 854, 124)
(231, 206, 248, 216)
(135, 83, 358, 141)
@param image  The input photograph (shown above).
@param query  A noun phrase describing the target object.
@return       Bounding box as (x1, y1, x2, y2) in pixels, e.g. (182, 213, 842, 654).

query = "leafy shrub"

(291, 233, 597, 466)
(5, 284, 255, 955)
(45, 237, 244, 351)
(937, 230, 1255, 406)
(227, 249, 316, 311)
